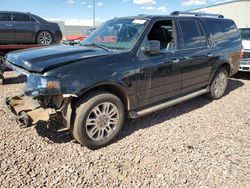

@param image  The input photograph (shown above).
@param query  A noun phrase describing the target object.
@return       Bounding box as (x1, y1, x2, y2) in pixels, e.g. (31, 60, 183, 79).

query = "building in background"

(191, 0, 250, 28)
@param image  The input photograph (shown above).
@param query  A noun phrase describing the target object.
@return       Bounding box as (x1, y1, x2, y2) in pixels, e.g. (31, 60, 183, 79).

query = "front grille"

(243, 51, 250, 59)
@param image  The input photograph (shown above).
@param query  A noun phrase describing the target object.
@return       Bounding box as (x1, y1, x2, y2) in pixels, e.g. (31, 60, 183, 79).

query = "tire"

(71, 91, 125, 149)
(206, 67, 228, 100)
(36, 30, 53, 45)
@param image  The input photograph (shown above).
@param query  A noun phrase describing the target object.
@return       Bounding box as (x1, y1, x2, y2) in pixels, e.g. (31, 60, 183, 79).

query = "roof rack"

(170, 11, 224, 18)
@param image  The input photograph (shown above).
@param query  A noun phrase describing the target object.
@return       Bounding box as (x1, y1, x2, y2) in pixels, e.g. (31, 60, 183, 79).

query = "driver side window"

(147, 20, 176, 52)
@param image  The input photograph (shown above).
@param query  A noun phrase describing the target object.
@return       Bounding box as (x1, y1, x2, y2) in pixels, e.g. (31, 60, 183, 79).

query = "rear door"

(0, 12, 15, 44)
(176, 18, 212, 93)
(12, 13, 38, 43)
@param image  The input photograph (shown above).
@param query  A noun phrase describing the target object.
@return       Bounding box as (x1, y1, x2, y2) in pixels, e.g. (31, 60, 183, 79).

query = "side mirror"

(141, 40, 160, 55)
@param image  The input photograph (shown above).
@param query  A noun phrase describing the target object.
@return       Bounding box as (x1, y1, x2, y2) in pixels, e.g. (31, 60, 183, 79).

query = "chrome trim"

(4, 60, 30, 76)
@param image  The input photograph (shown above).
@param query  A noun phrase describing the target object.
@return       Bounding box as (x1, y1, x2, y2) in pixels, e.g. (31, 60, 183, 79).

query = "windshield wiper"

(83, 43, 113, 52)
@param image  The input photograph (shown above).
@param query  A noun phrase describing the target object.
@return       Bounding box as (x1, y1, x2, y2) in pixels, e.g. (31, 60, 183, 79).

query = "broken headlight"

(25, 75, 61, 96)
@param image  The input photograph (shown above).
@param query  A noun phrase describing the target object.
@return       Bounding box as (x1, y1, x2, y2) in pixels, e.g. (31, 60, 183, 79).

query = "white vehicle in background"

(239, 28, 250, 72)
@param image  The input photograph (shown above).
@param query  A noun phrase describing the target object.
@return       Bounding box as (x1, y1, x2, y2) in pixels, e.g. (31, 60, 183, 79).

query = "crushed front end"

(4, 65, 74, 130)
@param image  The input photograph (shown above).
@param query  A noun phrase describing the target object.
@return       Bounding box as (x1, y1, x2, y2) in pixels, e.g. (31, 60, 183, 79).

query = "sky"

(1, 0, 233, 26)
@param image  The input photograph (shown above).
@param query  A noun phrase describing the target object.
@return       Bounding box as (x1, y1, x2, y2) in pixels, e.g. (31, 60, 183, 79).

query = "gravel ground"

(0, 71, 249, 187)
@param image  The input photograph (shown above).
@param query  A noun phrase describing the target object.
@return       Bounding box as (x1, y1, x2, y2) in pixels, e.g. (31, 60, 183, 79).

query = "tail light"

(240, 45, 244, 59)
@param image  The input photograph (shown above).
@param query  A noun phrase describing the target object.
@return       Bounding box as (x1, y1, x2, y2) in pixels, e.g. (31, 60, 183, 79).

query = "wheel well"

(36, 30, 53, 42)
(220, 63, 230, 76)
(71, 84, 129, 112)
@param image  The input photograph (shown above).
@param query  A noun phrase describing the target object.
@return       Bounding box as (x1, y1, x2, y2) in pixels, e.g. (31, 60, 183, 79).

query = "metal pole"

(93, 0, 95, 27)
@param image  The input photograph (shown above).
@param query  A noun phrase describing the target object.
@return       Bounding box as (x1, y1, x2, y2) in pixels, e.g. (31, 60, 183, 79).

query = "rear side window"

(0, 13, 12, 21)
(13, 13, 30, 22)
(178, 19, 207, 49)
(206, 19, 241, 47)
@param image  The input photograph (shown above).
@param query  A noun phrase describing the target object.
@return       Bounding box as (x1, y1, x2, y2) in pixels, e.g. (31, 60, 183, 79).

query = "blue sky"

(1, 0, 232, 25)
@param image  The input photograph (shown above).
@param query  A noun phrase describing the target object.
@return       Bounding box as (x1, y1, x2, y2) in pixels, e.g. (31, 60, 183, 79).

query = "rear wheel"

(207, 67, 228, 99)
(71, 92, 125, 149)
(37, 31, 53, 45)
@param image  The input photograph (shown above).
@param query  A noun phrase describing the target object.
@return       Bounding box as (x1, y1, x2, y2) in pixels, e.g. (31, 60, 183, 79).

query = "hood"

(6, 45, 113, 73)
(242, 40, 250, 50)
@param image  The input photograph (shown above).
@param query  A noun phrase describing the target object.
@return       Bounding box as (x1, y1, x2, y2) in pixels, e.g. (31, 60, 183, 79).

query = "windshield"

(81, 18, 148, 51)
(239, 28, 250, 40)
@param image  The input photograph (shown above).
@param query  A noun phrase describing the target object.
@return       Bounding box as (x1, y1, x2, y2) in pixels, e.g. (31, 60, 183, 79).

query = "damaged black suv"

(5, 12, 242, 149)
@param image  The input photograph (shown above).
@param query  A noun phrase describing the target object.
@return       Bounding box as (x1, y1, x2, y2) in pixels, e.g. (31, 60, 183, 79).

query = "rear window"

(206, 19, 241, 47)
(178, 19, 208, 49)
(13, 13, 31, 21)
(0, 13, 12, 21)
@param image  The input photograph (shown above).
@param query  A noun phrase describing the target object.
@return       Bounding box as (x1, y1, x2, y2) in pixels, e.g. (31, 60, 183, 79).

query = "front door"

(136, 19, 182, 107)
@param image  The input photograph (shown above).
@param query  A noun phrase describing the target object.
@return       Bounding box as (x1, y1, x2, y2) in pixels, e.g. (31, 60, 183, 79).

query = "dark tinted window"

(0, 13, 12, 21)
(179, 19, 207, 49)
(206, 19, 241, 47)
(13, 13, 30, 21)
(239, 28, 250, 40)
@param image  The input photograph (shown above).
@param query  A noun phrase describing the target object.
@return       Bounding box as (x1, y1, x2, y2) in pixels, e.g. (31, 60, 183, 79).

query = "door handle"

(5, 24, 13, 27)
(172, 59, 180, 64)
(207, 53, 213, 57)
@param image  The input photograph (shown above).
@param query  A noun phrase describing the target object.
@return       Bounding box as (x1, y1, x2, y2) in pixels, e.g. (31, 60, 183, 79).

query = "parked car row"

(4, 11, 243, 149)
(0, 11, 62, 45)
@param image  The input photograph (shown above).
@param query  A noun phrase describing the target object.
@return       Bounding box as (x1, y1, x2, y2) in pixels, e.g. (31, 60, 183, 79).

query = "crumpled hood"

(6, 45, 113, 73)
(242, 40, 250, 50)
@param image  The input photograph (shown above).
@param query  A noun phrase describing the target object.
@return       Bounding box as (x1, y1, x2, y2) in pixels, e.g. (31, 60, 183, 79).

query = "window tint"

(206, 19, 241, 47)
(13, 13, 30, 22)
(147, 20, 176, 52)
(0, 13, 12, 21)
(179, 19, 207, 49)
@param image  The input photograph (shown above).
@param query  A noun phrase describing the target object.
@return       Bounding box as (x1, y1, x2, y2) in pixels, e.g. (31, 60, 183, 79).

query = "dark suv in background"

(5, 12, 242, 149)
(0, 11, 62, 45)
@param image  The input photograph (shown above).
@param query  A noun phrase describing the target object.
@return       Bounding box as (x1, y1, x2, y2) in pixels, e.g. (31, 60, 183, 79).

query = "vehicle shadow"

(3, 75, 26, 85)
(35, 120, 73, 144)
(34, 79, 244, 145)
(233, 72, 250, 80)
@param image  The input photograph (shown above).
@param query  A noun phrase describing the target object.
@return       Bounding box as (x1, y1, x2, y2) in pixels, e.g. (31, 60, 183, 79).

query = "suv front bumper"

(6, 95, 56, 128)
(239, 60, 250, 72)
(5, 95, 73, 131)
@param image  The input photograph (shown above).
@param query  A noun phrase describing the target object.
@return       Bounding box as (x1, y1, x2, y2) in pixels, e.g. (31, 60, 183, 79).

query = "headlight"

(25, 75, 61, 96)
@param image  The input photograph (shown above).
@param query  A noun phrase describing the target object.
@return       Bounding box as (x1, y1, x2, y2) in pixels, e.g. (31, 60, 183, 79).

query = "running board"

(130, 88, 209, 118)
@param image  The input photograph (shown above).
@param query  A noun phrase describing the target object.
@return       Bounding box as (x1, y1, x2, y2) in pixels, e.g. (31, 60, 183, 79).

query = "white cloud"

(87, 5, 93, 8)
(157, 6, 167, 12)
(181, 0, 206, 6)
(133, 0, 156, 5)
(81, 1, 86, 5)
(140, 6, 156, 10)
(213, 0, 232, 4)
(65, 0, 75, 4)
(97, 2, 104, 6)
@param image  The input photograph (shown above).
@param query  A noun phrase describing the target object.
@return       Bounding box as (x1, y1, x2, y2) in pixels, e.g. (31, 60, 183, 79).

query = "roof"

(189, 0, 250, 11)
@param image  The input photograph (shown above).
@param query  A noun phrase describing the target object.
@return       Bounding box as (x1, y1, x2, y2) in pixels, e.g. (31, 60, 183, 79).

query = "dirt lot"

(0, 71, 249, 187)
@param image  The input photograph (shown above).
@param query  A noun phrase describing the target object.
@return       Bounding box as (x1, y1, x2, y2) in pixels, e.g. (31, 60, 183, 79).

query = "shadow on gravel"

(117, 79, 244, 142)
(233, 72, 250, 80)
(35, 120, 73, 144)
(3, 75, 26, 85)
(33, 79, 244, 145)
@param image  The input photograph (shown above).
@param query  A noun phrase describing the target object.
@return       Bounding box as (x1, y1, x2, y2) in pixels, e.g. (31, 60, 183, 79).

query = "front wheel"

(207, 67, 228, 99)
(71, 92, 125, 149)
(37, 31, 53, 45)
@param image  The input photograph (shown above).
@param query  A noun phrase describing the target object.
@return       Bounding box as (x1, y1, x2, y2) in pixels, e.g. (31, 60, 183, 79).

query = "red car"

(63, 28, 96, 45)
